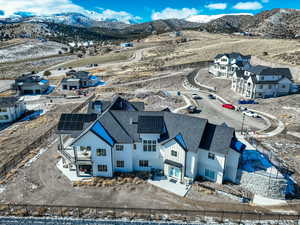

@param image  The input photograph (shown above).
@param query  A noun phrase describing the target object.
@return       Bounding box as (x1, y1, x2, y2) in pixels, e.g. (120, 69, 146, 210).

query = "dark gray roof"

(0, 97, 20, 107)
(246, 66, 292, 80)
(15, 74, 43, 84)
(87, 96, 145, 114)
(65, 97, 237, 154)
(199, 123, 235, 154)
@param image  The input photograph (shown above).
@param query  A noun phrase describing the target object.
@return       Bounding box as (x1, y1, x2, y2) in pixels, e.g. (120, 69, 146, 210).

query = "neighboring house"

(0, 97, 26, 123)
(57, 96, 245, 185)
(232, 66, 294, 99)
(14, 73, 49, 95)
(120, 42, 133, 48)
(209, 53, 251, 78)
(61, 71, 100, 90)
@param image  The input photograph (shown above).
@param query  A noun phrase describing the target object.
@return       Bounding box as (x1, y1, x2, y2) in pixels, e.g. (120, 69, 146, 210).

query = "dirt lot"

(0, 103, 80, 171)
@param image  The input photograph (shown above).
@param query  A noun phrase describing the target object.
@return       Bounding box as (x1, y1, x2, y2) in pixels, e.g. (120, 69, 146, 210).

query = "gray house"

(61, 71, 100, 90)
(232, 66, 294, 98)
(14, 73, 49, 95)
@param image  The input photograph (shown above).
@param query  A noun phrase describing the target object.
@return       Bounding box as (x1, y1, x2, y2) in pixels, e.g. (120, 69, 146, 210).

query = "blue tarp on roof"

(231, 139, 246, 153)
(175, 133, 187, 150)
(91, 121, 115, 146)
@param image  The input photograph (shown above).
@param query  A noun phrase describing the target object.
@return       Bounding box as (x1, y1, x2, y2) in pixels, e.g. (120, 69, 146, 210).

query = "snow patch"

(186, 13, 253, 24)
(24, 148, 47, 168)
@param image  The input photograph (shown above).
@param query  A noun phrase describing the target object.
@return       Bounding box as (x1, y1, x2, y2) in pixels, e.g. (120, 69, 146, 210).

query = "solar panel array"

(137, 116, 164, 134)
(58, 114, 97, 131)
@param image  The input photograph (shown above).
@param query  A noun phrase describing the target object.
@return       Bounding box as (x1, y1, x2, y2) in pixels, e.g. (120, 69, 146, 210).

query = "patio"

(148, 176, 191, 197)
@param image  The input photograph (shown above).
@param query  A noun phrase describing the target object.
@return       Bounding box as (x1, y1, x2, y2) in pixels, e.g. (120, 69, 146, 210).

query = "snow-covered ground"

(0, 40, 68, 63)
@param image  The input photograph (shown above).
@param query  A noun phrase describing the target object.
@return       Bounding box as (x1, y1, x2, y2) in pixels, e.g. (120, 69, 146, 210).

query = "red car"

(222, 104, 235, 110)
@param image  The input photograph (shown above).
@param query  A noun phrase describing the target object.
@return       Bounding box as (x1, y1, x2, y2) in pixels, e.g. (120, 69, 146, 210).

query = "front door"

(168, 166, 181, 180)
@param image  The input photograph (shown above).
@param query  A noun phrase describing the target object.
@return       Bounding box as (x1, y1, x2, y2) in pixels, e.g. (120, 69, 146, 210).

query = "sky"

(0, 0, 299, 23)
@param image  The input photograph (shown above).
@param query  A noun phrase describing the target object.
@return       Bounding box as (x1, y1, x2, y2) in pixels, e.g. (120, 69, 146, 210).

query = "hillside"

(0, 9, 299, 44)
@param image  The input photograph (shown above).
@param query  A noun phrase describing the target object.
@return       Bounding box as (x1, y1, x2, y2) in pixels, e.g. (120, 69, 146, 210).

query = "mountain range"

(0, 8, 299, 43)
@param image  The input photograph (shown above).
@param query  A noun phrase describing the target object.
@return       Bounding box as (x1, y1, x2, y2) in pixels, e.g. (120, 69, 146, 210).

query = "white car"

(243, 111, 258, 118)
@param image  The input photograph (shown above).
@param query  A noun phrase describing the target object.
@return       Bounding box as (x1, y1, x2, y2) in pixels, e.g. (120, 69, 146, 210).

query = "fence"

(0, 203, 300, 223)
(0, 94, 95, 179)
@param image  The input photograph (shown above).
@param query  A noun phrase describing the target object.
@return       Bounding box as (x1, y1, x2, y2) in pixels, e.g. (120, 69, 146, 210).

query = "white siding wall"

(224, 150, 240, 183)
(72, 131, 113, 177)
(162, 140, 185, 166)
(198, 149, 225, 184)
(133, 133, 162, 171)
(0, 102, 26, 123)
(185, 151, 197, 179)
(113, 144, 133, 172)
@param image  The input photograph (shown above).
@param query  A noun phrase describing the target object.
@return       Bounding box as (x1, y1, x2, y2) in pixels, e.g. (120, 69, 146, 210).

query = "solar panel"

(137, 116, 164, 134)
(58, 114, 97, 131)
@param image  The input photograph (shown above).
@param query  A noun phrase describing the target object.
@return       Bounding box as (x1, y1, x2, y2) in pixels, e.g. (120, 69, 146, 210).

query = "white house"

(209, 53, 251, 78)
(232, 66, 294, 99)
(57, 96, 245, 185)
(0, 97, 26, 123)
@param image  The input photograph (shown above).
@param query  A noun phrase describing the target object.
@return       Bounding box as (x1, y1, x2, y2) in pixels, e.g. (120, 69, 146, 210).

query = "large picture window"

(171, 150, 178, 157)
(143, 140, 156, 152)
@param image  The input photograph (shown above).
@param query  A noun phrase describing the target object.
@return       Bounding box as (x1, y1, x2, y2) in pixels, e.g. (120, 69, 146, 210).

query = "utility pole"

(241, 113, 246, 135)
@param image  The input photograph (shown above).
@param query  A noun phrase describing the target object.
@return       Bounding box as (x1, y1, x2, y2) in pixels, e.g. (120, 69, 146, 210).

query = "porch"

(148, 176, 191, 197)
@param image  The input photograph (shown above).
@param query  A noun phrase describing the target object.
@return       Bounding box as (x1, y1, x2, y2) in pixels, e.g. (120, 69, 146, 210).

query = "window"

(268, 84, 272, 89)
(281, 85, 286, 88)
(208, 153, 215, 160)
(260, 76, 264, 81)
(96, 149, 106, 156)
(139, 160, 149, 167)
(80, 146, 91, 151)
(0, 108, 7, 112)
(98, 165, 107, 172)
(133, 144, 137, 150)
(205, 169, 215, 180)
(116, 160, 125, 168)
(171, 150, 178, 157)
(116, 144, 124, 151)
(0, 115, 9, 120)
(143, 140, 156, 152)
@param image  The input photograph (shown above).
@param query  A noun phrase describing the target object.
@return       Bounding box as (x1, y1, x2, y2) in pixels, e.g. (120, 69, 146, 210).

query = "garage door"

(23, 90, 33, 94)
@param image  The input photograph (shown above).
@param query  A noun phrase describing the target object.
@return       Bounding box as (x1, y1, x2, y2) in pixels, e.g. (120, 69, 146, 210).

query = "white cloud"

(187, 13, 253, 23)
(0, 0, 141, 23)
(151, 8, 199, 20)
(233, 2, 263, 10)
(205, 3, 227, 10)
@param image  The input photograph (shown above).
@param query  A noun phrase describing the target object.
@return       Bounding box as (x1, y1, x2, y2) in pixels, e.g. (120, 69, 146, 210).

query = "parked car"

(222, 104, 235, 110)
(243, 111, 259, 118)
(192, 93, 202, 100)
(208, 94, 216, 99)
(186, 106, 201, 114)
(238, 106, 248, 112)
